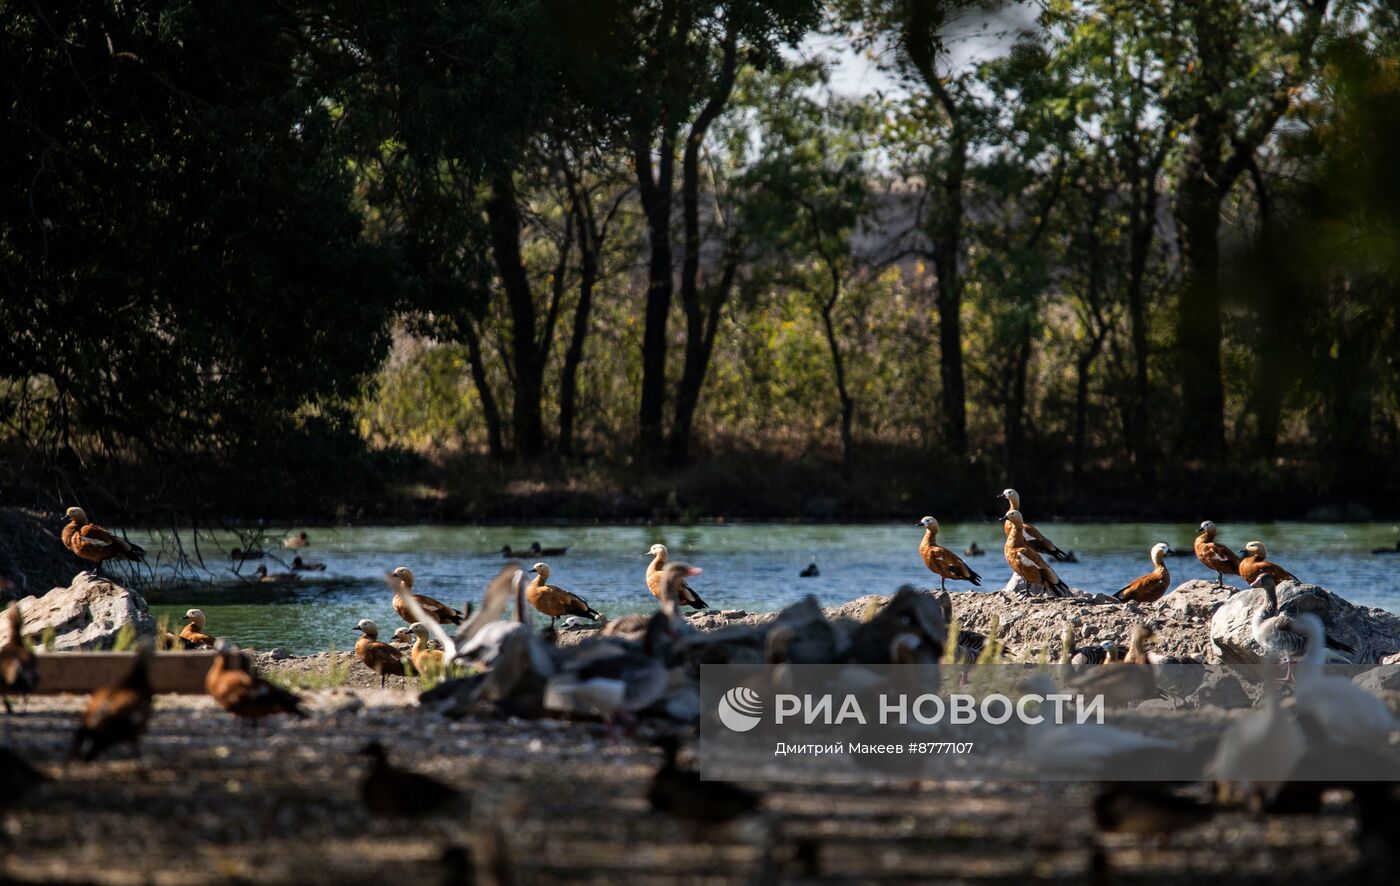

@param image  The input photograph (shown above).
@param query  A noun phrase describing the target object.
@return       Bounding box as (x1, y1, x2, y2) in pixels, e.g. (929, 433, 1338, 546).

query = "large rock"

(11, 573, 157, 650)
(1156, 580, 1233, 620)
(1209, 580, 1400, 664)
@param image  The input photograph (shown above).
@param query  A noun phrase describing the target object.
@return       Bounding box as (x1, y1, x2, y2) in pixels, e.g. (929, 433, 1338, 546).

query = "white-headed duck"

(526, 562, 602, 628)
(179, 608, 216, 649)
(1193, 521, 1241, 588)
(1238, 540, 1297, 585)
(354, 619, 408, 687)
(388, 567, 466, 626)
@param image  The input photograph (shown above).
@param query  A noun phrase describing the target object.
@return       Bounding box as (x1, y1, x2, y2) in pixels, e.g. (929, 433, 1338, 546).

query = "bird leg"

(940, 576, 947, 592)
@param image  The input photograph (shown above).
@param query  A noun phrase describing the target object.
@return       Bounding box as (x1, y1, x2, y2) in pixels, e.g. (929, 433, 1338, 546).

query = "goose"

(997, 489, 1070, 561)
(388, 567, 467, 626)
(1, 605, 38, 713)
(1238, 540, 1297, 585)
(1002, 510, 1071, 595)
(1193, 521, 1241, 589)
(1208, 672, 1305, 806)
(290, 556, 326, 572)
(61, 507, 146, 578)
(1248, 573, 1353, 679)
(354, 619, 409, 687)
(916, 516, 982, 591)
(525, 562, 602, 629)
(71, 650, 153, 761)
(1115, 543, 1172, 603)
(1289, 611, 1396, 748)
(178, 609, 216, 649)
(206, 640, 305, 724)
(647, 734, 761, 824)
(644, 544, 707, 610)
(283, 531, 310, 550)
(359, 741, 461, 816)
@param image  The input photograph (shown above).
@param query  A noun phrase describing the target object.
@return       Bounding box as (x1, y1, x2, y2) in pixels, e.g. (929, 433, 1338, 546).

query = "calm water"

(133, 522, 1400, 655)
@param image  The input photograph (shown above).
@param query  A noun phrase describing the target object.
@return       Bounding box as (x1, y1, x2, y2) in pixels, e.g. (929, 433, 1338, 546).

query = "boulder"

(1156, 580, 1233, 620)
(12, 573, 156, 650)
(1209, 580, 1400, 664)
(1352, 664, 1400, 694)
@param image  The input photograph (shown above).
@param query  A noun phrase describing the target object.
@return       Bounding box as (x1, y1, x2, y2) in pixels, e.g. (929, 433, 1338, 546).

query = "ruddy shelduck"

(354, 619, 408, 687)
(1115, 543, 1172, 604)
(61, 507, 146, 578)
(389, 567, 466, 626)
(644, 544, 707, 610)
(1002, 510, 1071, 595)
(916, 516, 982, 591)
(178, 608, 216, 649)
(1238, 541, 1297, 585)
(1194, 521, 1241, 588)
(72, 652, 153, 761)
(997, 490, 1070, 561)
(526, 563, 602, 628)
(1, 605, 38, 713)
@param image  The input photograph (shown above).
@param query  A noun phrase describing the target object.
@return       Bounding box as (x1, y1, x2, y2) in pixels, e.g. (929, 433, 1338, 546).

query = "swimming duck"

(644, 544, 708, 610)
(1248, 574, 1353, 679)
(71, 650, 154, 761)
(290, 556, 326, 572)
(61, 507, 146, 578)
(206, 640, 305, 724)
(1371, 540, 1400, 555)
(1193, 521, 1241, 589)
(1067, 625, 1158, 705)
(647, 734, 761, 825)
(409, 622, 446, 676)
(388, 567, 467, 626)
(916, 516, 982, 591)
(253, 564, 300, 584)
(530, 542, 568, 556)
(359, 741, 461, 816)
(354, 619, 408, 687)
(178, 609, 216, 649)
(996, 490, 1070, 561)
(230, 547, 266, 561)
(799, 562, 820, 578)
(1, 605, 38, 713)
(964, 541, 985, 557)
(283, 532, 310, 550)
(1002, 510, 1071, 595)
(526, 563, 602, 629)
(1114, 543, 1172, 603)
(1237, 540, 1297, 585)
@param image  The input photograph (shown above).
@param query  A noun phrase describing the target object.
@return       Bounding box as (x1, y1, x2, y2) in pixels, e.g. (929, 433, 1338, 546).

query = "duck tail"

(1112, 588, 1126, 601)
(1054, 579, 1072, 596)
(967, 568, 982, 587)
(688, 591, 709, 610)
(1049, 548, 1070, 562)
(124, 543, 147, 563)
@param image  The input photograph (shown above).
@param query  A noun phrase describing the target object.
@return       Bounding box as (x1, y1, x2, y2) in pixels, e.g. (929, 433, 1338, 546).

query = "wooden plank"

(32, 651, 218, 695)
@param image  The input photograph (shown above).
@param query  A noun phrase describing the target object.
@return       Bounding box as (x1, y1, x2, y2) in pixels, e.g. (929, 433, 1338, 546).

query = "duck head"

(998, 489, 1021, 510)
(1242, 540, 1266, 559)
(917, 516, 939, 532)
(183, 608, 206, 629)
(528, 562, 550, 581)
(63, 506, 88, 525)
(355, 618, 379, 639)
(1003, 509, 1026, 528)
(1196, 520, 1217, 538)
(1150, 542, 1172, 565)
(644, 543, 668, 560)
(391, 566, 414, 588)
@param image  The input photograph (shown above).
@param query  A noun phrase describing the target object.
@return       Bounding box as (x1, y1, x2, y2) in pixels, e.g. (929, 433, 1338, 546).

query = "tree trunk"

(632, 130, 675, 458)
(1124, 170, 1159, 477)
(1003, 311, 1033, 476)
(484, 173, 546, 459)
(819, 273, 855, 481)
(460, 318, 505, 460)
(931, 131, 970, 460)
(1173, 165, 1227, 457)
(558, 190, 598, 459)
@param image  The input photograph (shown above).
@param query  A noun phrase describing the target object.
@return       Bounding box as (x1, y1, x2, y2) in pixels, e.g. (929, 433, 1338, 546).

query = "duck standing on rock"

(1, 605, 38, 713)
(61, 507, 146, 579)
(526, 563, 602, 629)
(917, 517, 982, 591)
(354, 619, 409, 687)
(1067, 625, 1159, 705)
(996, 490, 1070, 561)
(1238, 541, 1297, 585)
(388, 567, 467, 626)
(1002, 510, 1071, 596)
(1115, 543, 1172, 603)
(179, 609, 216, 649)
(645, 544, 708, 611)
(1194, 521, 1241, 589)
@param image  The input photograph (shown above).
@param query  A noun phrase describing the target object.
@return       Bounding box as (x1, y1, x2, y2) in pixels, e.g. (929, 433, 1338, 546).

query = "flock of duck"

(3, 498, 1398, 852)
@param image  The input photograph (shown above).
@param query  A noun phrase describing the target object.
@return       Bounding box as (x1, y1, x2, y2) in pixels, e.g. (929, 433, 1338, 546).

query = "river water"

(136, 521, 1400, 654)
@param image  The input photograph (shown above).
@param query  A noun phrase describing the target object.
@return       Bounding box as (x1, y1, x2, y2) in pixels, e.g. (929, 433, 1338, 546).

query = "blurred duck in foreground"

(179, 609, 216, 649)
(648, 734, 760, 826)
(644, 544, 708, 610)
(359, 741, 461, 816)
(72, 650, 153, 761)
(1002, 510, 1071, 596)
(1, 604, 38, 713)
(1238, 540, 1297, 584)
(1194, 521, 1241, 589)
(290, 556, 325, 571)
(1114, 543, 1172, 603)
(388, 567, 467, 626)
(917, 516, 982, 591)
(206, 640, 305, 725)
(1067, 625, 1158, 705)
(996, 489, 1070, 561)
(526, 562, 602, 629)
(62, 507, 146, 579)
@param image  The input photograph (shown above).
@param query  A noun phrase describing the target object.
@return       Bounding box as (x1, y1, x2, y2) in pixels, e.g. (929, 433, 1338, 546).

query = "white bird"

(1025, 721, 1174, 774)
(1249, 573, 1352, 679)
(1208, 677, 1306, 804)
(1291, 612, 1396, 749)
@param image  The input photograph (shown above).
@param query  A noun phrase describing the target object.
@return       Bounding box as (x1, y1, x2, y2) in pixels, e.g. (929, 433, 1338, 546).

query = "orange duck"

(1, 605, 38, 713)
(178, 608, 216, 649)
(61, 507, 146, 578)
(388, 567, 467, 626)
(72, 651, 154, 761)
(526, 563, 602, 629)
(1115, 543, 1172, 604)
(644, 544, 707, 610)
(1002, 510, 1071, 595)
(997, 490, 1070, 561)
(206, 641, 305, 724)
(1238, 541, 1298, 585)
(1193, 521, 1241, 589)
(354, 619, 408, 687)
(408, 623, 445, 676)
(916, 517, 982, 591)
